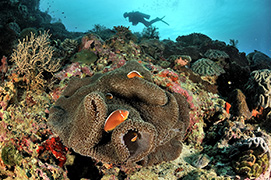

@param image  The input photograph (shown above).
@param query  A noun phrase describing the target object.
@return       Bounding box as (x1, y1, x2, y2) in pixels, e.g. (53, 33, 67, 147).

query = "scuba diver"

(123, 11, 169, 27)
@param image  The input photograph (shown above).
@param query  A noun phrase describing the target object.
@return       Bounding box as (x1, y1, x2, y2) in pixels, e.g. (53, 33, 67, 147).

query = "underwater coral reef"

(48, 60, 190, 166)
(1, 1, 271, 180)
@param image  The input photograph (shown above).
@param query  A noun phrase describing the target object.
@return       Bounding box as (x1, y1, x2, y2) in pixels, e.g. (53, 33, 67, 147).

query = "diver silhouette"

(123, 11, 169, 27)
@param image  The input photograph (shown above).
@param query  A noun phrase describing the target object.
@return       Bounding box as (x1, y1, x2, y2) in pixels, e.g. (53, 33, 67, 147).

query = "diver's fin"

(159, 16, 169, 26)
(160, 19, 169, 26)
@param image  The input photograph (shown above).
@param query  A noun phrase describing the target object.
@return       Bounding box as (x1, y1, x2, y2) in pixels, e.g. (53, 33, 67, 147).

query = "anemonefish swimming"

(127, 70, 144, 79)
(104, 109, 129, 132)
(105, 93, 113, 100)
(131, 132, 138, 142)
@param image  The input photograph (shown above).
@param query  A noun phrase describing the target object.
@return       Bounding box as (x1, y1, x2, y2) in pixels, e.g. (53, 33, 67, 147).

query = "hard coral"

(191, 58, 225, 76)
(247, 51, 271, 71)
(204, 49, 229, 69)
(48, 61, 190, 166)
(113, 26, 137, 41)
(230, 137, 271, 179)
(244, 69, 271, 109)
(60, 38, 78, 56)
(164, 55, 192, 70)
(204, 49, 229, 61)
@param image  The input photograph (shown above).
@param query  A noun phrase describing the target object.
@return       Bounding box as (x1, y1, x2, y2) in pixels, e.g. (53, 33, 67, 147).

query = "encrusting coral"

(48, 60, 190, 166)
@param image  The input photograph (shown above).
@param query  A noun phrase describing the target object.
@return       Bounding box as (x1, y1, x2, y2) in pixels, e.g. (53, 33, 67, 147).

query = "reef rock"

(48, 61, 190, 166)
(204, 49, 229, 61)
(244, 69, 271, 109)
(204, 49, 229, 69)
(176, 33, 212, 47)
(247, 50, 271, 71)
(228, 89, 252, 119)
(140, 39, 165, 60)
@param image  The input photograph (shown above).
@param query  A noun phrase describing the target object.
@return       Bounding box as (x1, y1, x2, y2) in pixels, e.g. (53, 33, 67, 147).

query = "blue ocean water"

(40, 0, 271, 56)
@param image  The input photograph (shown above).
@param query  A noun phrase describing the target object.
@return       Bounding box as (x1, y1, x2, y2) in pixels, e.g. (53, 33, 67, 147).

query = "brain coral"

(48, 61, 190, 166)
(191, 58, 225, 76)
(244, 69, 271, 109)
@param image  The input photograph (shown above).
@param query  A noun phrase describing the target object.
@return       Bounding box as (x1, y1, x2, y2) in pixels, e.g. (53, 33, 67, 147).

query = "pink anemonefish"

(104, 109, 129, 132)
(105, 93, 113, 100)
(131, 132, 138, 142)
(127, 70, 144, 79)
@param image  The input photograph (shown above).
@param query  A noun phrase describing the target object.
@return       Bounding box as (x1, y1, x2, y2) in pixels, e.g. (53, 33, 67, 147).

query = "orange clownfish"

(131, 132, 138, 142)
(105, 93, 113, 100)
(127, 70, 144, 79)
(104, 109, 129, 132)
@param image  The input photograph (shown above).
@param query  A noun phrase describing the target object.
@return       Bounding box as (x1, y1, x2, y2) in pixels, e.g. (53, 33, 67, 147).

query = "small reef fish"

(105, 93, 113, 99)
(131, 132, 138, 142)
(104, 109, 129, 132)
(127, 70, 144, 79)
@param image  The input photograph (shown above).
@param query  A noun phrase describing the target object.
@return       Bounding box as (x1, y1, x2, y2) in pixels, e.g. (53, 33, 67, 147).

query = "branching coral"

(10, 31, 61, 90)
(141, 26, 160, 40)
(60, 38, 78, 56)
(0, 50, 69, 178)
(48, 60, 190, 166)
